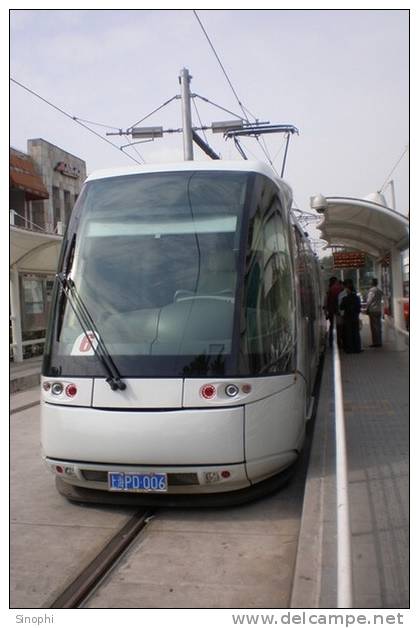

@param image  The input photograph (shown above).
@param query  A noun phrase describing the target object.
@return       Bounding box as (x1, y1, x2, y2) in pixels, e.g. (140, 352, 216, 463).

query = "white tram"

(41, 161, 324, 504)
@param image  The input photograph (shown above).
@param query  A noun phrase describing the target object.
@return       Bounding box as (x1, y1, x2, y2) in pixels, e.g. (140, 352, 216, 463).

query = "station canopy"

(10, 226, 63, 274)
(311, 192, 409, 259)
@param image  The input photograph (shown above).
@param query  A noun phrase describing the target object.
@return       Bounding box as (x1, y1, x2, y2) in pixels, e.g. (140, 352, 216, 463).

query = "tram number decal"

(108, 472, 168, 493)
(71, 331, 98, 356)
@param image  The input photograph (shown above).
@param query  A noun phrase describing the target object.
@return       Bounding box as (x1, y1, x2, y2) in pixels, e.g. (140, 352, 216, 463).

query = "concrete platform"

(10, 356, 42, 393)
(291, 320, 409, 608)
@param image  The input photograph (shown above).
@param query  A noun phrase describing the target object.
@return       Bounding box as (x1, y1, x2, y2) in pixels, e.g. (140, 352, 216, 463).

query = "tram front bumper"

(44, 457, 251, 494)
(48, 459, 298, 507)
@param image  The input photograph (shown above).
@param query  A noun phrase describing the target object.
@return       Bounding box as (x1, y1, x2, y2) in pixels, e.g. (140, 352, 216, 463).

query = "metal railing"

(332, 323, 353, 608)
(10, 338, 46, 349)
(10, 337, 46, 361)
(10, 209, 65, 235)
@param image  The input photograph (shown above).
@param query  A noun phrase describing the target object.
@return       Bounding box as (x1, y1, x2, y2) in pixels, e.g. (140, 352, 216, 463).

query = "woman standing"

(340, 279, 362, 353)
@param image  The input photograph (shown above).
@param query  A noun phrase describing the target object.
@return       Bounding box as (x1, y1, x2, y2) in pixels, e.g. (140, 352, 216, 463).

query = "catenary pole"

(179, 68, 194, 161)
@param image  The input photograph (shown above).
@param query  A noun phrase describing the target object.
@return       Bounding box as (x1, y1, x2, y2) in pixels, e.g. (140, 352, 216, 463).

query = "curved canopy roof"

(10, 226, 63, 274)
(311, 193, 409, 259)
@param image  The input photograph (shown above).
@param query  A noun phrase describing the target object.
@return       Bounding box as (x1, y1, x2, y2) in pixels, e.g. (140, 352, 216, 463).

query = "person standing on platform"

(340, 279, 362, 353)
(324, 276, 343, 347)
(336, 280, 348, 347)
(366, 278, 383, 347)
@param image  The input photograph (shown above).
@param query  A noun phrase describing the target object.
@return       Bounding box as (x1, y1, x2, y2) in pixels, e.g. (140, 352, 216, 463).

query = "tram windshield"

(45, 170, 296, 378)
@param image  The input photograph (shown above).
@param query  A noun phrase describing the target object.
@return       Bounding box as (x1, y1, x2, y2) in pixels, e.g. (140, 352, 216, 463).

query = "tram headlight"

(51, 382, 64, 396)
(225, 384, 239, 398)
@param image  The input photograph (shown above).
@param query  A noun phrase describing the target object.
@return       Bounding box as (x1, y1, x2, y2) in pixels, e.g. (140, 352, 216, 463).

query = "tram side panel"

(244, 375, 306, 482)
(292, 224, 323, 408)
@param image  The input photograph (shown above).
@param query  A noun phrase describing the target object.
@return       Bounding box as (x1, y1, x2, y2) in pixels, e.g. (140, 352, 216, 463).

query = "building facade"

(26, 138, 86, 234)
(10, 139, 87, 361)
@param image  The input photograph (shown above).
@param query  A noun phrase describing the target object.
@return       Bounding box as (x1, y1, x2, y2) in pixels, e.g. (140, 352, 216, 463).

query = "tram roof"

(312, 192, 409, 259)
(85, 160, 287, 188)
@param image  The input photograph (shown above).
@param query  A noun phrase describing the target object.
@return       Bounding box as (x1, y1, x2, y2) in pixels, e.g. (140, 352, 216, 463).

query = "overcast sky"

(9, 8, 409, 234)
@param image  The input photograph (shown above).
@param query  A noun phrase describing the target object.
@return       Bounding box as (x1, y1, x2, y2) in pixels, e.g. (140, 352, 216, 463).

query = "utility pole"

(179, 68, 194, 161)
(107, 68, 296, 167)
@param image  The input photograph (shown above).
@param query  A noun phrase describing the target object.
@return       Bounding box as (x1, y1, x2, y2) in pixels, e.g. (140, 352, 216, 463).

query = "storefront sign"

(54, 161, 81, 178)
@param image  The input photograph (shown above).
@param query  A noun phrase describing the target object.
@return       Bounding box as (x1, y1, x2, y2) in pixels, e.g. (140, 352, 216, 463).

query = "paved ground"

(292, 319, 409, 608)
(343, 343, 409, 608)
(10, 390, 137, 609)
(84, 490, 304, 609)
(10, 356, 42, 393)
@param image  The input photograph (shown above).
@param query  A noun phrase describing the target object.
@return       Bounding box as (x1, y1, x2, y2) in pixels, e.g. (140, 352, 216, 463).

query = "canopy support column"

(390, 247, 406, 351)
(10, 265, 23, 362)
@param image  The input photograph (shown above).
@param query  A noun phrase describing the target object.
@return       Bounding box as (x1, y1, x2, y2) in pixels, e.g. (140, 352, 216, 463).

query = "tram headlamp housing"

(51, 382, 64, 396)
(225, 384, 239, 398)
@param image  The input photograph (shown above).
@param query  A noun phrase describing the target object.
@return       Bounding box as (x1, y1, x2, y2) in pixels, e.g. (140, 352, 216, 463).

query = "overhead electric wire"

(193, 93, 245, 122)
(192, 97, 210, 145)
(241, 103, 260, 121)
(193, 11, 279, 172)
(73, 117, 122, 131)
(193, 10, 251, 124)
(128, 95, 179, 130)
(10, 77, 143, 165)
(272, 134, 288, 163)
(122, 133, 146, 163)
(258, 136, 278, 173)
(379, 144, 409, 192)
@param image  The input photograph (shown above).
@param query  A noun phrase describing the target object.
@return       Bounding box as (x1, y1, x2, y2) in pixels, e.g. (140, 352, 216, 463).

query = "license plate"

(108, 472, 167, 493)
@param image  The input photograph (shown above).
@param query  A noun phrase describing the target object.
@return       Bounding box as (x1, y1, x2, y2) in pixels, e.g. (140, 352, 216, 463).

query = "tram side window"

(240, 191, 295, 376)
(294, 228, 316, 350)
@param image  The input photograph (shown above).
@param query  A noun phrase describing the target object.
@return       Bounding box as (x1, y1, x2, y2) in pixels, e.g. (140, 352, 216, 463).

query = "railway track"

(49, 510, 153, 608)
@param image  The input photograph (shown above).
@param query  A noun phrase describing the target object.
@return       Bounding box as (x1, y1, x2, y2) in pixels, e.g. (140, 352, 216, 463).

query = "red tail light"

(65, 384, 77, 398)
(200, 384, 217, 400)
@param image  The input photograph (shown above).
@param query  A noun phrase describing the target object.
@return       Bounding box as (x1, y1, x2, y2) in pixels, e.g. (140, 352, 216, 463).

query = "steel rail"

(49, 510, 152, 608)
(332, 323, 353, 607)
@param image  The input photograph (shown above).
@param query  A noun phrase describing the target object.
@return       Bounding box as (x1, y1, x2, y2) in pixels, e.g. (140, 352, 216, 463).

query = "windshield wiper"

(56, 272, 126, 391)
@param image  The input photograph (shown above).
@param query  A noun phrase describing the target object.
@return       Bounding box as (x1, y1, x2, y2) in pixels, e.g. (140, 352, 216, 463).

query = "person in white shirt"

(366, 278, 383, 347)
